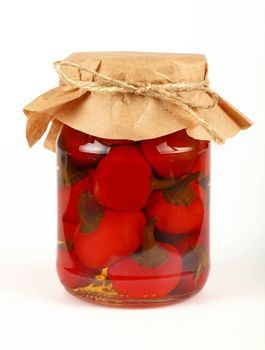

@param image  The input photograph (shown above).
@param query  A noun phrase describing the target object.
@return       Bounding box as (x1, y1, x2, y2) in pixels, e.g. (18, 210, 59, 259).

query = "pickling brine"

(56, 125, 210, 305)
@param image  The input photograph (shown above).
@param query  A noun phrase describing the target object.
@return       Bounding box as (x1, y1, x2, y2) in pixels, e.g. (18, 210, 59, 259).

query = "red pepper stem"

(151, 176, 177, 191)
(142, 217, 157, 250)
(172, 171, 201, 191)
(78, 192, 90, 222)
(162, 172, 201, 206)
(58, 153, 88, 186)
(78, 192, 104, 234)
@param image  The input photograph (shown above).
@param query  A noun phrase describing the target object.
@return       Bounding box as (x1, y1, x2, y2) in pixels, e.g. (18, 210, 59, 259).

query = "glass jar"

(56, 125, 210, 306)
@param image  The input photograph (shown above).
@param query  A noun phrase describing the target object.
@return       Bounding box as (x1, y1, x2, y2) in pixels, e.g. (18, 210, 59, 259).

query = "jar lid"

(23, 52, 252, 151)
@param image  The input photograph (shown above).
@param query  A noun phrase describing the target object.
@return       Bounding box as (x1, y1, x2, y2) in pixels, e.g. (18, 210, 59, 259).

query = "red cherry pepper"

(58, 162, 96, 224)
(109, 218, 182, 299)
(140, 130, 199, 178)
(155, 230, 200, 255)
(192, 141, 210, 180)
(145, 172, 204, 234)
(171, 245, 209, 296)
(174, 270, 208, 296)
(58, 221, 78, 242)
(57, 245, 96, 289)
(95, 137, 134, 146)
(74, 192, 146, 269)
(174, 232, 200, 254)
(58, 125, 109, 167)
(59, 177, 90, 224)
(94, 145, 152, 211)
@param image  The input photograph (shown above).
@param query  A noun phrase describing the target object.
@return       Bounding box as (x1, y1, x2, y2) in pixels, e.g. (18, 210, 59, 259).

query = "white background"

(0, 0, 264, 349)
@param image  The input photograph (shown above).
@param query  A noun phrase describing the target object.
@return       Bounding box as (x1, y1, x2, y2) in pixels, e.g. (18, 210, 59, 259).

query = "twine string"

(53, 60, 223, 143)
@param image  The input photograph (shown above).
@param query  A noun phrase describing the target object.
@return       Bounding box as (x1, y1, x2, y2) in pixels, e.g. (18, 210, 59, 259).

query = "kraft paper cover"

(23, 52, 252, 151)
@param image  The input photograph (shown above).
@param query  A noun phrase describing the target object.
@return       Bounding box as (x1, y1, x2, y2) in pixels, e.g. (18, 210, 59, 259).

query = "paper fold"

(23, 52, 252, 151)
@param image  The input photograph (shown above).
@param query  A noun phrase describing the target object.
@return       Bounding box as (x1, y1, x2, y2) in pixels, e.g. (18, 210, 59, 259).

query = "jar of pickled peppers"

(23, 52, 252, 306)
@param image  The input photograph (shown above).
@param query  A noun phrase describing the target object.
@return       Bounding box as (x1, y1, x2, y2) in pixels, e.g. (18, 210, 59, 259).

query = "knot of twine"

(54, 60, 224, 144)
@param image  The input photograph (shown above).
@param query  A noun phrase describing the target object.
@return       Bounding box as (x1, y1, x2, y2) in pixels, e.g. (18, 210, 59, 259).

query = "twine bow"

(54, 60, 224, 144)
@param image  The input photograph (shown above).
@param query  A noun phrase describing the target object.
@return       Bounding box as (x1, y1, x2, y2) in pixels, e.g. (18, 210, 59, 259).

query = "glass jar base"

(66, 286, 202, 307)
